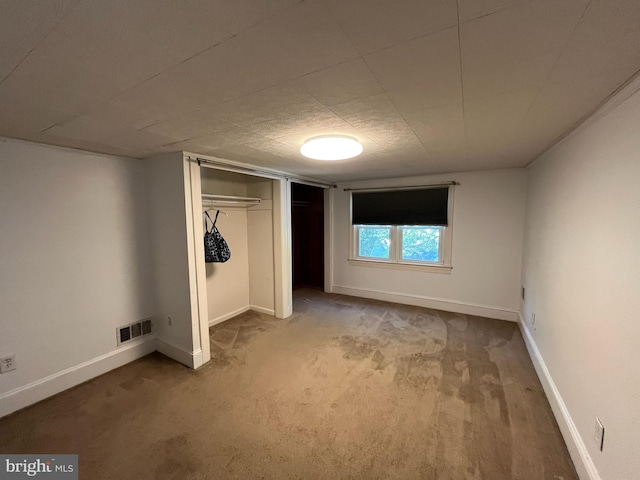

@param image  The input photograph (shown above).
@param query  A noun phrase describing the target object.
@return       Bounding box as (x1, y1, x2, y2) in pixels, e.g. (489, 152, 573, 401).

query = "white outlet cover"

(0, 354, 17, 374)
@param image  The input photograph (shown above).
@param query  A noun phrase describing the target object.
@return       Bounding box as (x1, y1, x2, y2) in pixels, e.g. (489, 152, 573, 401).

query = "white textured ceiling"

(1, 0, 639, 181)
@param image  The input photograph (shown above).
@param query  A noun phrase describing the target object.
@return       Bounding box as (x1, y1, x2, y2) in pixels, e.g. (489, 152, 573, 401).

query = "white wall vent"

(117, 319, 153, 346)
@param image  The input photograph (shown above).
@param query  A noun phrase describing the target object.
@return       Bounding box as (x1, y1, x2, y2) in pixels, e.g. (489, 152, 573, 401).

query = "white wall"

(204, 208, 250, 324)
(331, 169, 527, 320)
(247, 179, 275, 314)
(521, 86, 640, 480)
(0, 138, 155, 416)
(248, 202, 275, 314)
(145, 153, 197, 360)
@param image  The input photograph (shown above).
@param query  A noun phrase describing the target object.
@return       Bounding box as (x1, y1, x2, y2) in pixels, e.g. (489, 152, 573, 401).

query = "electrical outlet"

(167, 316, 172, 326)
(0, 354, 17, 374)
(530, 312, 536, 328)
(594, 417, 605, 451)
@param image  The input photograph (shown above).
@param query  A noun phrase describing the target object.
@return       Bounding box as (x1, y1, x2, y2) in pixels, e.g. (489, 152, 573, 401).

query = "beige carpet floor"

(0, 289, 577, 479)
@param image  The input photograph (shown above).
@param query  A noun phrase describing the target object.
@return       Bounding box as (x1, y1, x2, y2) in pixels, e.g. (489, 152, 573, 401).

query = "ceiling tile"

(461, 0, 590, 72)
(0, 112, 58, 140)
(82, 100, 165, 131)
(508, 75, 626, 164)
(462, 53, 557, 101)
(464, 91, 535, 151)
(36, 0, 233, 90)
(0, 48, 120, 127)
(208, 86, 324, 127)
(105, 35, 287, 128)
(3, 0, 299, 93)
(330, 94, 423, 151)
(387, 84, 463, 117)
(294, 58, 384, 107)
(0, 0, 78, 82)
(100, 130, 176, 151)
(242, 108, 346, 140)
(365, 27, 461, 95)
(186, 128, 268, 151)
(163, 34, 288, 107)
(544, 0, 640, 86)
(403, 103, 466, 166)
(240, 0, 360, 78)
(41, 115, 131, 143)
(199, 0, 302, 35)
(327, 0, 457, 54)
(144, 110, 242, 142)
(459, 0, 527, 22)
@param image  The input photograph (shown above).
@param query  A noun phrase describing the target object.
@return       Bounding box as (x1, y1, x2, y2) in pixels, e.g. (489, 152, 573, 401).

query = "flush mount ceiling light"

(300, 135, 363, 160)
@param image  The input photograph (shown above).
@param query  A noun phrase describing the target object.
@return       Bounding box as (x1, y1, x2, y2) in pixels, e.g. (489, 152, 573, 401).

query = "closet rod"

(202, 194, 261, 205)
(343, 181, 458, 192)
(190, 155, 335, 189)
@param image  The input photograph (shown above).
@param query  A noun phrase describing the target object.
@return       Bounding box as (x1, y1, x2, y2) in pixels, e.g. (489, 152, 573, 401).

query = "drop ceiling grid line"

(460, 1, 531, 24)
(504, 0, 596, 162)
(455, 0, 468, 167)
(0, 0, 83, 88)
(355, 24, 458, 60)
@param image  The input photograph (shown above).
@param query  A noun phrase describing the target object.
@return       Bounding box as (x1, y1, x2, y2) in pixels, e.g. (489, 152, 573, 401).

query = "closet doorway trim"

(187, 153, 335, 189)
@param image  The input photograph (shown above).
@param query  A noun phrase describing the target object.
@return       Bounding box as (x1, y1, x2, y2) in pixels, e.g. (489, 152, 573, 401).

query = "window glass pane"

(358, 226, 391, 259)
(401, 227, 441, 262)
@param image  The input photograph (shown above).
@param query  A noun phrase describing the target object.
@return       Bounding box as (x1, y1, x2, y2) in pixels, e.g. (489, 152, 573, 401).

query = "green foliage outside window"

(357, 226, 441, 262)
(358, 227, 390, 258)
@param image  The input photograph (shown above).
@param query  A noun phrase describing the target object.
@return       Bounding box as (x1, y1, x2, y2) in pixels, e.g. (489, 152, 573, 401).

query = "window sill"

(348, 258, 452, 274)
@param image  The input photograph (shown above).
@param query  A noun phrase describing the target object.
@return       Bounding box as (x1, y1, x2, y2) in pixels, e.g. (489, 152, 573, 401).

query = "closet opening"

(199, 168, 278, 328)
(291, 182, 325, 290)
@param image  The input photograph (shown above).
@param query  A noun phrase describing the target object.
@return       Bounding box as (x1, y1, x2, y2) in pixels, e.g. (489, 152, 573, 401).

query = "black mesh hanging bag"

(204, 210, 231, 263)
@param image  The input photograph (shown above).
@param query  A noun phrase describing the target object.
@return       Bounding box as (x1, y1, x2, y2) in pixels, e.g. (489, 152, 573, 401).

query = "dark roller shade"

(352, 187, 449, 226)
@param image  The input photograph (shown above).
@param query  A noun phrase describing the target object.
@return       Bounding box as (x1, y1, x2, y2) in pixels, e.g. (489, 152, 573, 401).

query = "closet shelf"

(202, 194, 262, 206)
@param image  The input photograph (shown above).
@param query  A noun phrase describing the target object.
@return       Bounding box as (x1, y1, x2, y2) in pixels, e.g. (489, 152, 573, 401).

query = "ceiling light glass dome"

(300, 135, 363, 160)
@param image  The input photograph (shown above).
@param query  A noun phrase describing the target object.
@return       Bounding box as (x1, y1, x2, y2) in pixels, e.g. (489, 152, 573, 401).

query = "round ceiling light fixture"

(300, 135, 363, 160)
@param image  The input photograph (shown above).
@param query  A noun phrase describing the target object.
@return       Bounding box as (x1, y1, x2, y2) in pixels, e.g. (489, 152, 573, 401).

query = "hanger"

(204, 208, 228, 218)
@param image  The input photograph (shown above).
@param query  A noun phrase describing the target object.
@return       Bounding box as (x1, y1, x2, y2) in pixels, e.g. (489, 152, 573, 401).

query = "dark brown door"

(291, 183, 324, 289)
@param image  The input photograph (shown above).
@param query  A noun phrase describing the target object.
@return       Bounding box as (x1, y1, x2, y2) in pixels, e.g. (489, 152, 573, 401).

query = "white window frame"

(348, 187, 454, 274)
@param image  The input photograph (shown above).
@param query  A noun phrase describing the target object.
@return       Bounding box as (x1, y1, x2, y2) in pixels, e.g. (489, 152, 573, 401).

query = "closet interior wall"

(201, 168, 275, 326)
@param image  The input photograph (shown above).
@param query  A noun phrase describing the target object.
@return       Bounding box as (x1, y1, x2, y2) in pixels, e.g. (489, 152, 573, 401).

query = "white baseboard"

(155, 339, 201, 369)
(209, 305, 250, 327)
(332, 285, 518, 322)
(0, 338, 156, 419)
(192, 348, 204, 369)
(518, 314, 601, 480)
(250, 305, 275, 316)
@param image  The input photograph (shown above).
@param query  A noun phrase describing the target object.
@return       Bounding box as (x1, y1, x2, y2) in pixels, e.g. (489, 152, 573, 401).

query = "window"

(350, 186, 453, 272)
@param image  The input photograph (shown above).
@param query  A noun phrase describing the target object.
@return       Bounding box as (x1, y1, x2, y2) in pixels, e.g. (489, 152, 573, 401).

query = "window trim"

(348, 185, 454, 273)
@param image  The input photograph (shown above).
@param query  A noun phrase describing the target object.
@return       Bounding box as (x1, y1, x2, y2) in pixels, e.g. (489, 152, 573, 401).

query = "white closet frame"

(184, 152, 295, 368)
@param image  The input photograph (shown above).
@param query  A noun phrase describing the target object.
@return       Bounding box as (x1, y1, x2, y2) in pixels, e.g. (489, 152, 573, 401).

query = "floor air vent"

(117, 319, 153, 346)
